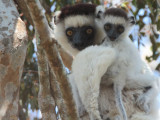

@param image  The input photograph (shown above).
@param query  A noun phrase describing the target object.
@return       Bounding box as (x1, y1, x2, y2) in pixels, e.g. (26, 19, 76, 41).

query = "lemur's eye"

(117, 25, 124, 33)
(86, 28, 93, 34)
(66, 28, 74, 37)
(66, 30, 73, 36)
(104, 23, 111, 31)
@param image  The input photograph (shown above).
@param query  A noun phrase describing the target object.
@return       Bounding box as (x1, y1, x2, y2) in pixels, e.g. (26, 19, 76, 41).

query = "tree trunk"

(0, 0, 28, 120)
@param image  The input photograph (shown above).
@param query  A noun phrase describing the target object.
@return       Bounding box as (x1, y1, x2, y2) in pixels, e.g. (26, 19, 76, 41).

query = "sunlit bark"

(0, 0, 28, 119)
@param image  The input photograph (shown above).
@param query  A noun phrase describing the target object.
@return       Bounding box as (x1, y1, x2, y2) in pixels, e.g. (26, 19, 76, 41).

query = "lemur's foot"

(136, 94, 150, 113)
(90, 111, 102, 120)
(79, 106, 86, 117)
(113, 115, 122, 120)
(93, 116, 102, 120)
(102, 115, 121, 120)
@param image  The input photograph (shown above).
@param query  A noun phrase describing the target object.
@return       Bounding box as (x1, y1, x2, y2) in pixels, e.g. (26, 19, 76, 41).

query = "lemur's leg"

(127, 73, 159, 113)
(113, 74, 127, 120)
(136, 86, 156, 113)
(69, 75, 86, 117)
(71, 70, 102, 119)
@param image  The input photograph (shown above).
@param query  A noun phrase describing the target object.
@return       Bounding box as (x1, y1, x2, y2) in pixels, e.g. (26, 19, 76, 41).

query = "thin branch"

(14, 0, 33, 25)
(23, 70, 38, 73)
(24, 0, 78, 119)
(49, 68, 67, 120)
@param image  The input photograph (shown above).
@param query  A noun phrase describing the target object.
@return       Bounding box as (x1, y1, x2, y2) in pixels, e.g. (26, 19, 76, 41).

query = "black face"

(104, 23, 124, 41)
(65, 25, 95, 50)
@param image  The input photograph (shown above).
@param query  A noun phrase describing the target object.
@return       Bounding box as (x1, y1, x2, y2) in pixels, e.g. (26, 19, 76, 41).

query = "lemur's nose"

(108, 36, 117, 41)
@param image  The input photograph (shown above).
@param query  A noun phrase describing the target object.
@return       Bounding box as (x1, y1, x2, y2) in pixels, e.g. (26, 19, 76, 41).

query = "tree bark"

(14, 0, 33, 25)
(58, 47, 73, 70)
(0, 0, 28, 119)
(48, 65, 67, 120)
(36, 34, 57, 120)
(24, 0, 78, 120)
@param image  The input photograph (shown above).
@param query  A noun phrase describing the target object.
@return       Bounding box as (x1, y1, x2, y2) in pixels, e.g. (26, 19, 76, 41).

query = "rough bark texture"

(49, 67, 67, 120)
(14, 0, 33, 25)
(24, 0, 78, 120)
(58, 47, 73, 70)
(157, 0, 160, 6)
(0, 0, 28, 119)
(36, 34, 57, 120)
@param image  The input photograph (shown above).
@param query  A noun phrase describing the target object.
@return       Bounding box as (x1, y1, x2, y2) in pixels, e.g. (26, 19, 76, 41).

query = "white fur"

(95, 5, 105, 15)
(72, 45, 116, 120)
(104, 15, 126, 25)
(64, 15, 95, 28)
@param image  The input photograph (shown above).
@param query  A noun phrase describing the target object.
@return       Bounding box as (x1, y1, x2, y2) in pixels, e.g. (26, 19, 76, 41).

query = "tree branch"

(49, 68, 67, 120)
(14, 0, 33, 25)
(24, 0, 78, 119)
(36, 33, 57, 120)
(58, 47, 73, 70)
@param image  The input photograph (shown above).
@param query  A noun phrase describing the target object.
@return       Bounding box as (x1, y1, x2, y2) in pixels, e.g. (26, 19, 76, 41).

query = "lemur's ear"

(128, 16, 135, 24)
(95, 5, 105, 19)
(53, 11, 61, 25)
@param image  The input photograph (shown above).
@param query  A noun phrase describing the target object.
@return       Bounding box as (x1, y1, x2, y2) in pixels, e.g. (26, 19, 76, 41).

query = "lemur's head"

(96, 8, 135, 43)
(53, 4, 105, 56)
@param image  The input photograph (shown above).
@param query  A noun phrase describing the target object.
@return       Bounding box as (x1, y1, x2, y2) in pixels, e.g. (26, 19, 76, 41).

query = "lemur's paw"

(93, 116, 102, 120)
(136, 94, 150, 113)
(105, 118, 111, 120)
(102, 115, 121, 120)
(100, 114, 110, 120)
(113, 115, 122, 120)
(90, 111, 102, 120)
(93, 115, 102, 120)
(79, 107, 86, 117)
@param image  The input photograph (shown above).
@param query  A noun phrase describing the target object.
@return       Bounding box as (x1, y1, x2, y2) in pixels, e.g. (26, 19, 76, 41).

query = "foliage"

(19, 56, 39, 119)
(131, 0, 160, 70)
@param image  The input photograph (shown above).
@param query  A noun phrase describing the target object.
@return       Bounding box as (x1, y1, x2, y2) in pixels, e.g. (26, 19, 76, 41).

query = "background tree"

(0, 0, 28, 119)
